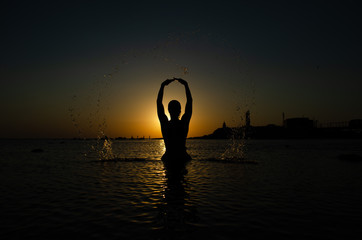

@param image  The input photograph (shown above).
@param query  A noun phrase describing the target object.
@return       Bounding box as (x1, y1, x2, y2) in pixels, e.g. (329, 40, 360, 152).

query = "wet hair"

(168, 100, 181, 119)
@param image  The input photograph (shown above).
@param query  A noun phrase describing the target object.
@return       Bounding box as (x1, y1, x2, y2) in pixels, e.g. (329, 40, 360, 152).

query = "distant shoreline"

(1, 128, 362, 141)
(1, 118, 361, 140)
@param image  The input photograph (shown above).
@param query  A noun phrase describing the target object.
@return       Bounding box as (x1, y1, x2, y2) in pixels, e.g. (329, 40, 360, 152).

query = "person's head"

(168, 100, 181, 119)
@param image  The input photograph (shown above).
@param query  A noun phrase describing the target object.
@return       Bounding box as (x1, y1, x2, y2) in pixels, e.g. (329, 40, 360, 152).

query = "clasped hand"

(163, 78, 187, 86)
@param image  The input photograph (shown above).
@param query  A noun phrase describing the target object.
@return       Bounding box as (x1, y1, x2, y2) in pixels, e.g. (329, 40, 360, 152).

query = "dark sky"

(1, 1, 361, 138)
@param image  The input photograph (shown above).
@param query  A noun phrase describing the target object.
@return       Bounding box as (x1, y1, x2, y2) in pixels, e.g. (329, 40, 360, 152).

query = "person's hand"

(162, 79, 175, 86)
(175, 78, 188, 85)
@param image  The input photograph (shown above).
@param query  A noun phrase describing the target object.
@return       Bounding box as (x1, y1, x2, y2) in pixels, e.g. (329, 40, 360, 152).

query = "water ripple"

(1, 139, 362, 239)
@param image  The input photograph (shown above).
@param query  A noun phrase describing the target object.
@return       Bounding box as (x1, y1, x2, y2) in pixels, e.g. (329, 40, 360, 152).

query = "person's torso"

(161, 119, 188, 153)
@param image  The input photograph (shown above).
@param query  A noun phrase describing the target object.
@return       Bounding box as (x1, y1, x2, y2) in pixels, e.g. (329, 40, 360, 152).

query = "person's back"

(157, 78, 192, 168)
(162, 118, 187, 155)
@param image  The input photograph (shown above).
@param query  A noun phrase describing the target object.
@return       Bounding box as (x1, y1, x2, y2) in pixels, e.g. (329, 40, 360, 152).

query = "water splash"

(221, 132, 246, 161)
(95, 138, 115, 161)
(68, 95, 84, 138)
(68, 70, 116, 160)
(182, 66, 188, 75)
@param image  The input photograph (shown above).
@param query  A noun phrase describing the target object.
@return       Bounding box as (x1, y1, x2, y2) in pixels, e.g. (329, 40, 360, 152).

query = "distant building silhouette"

(349, 119, 362, 129)
(283, 117, 314, 129)
(200, 122, 232, 139)
(194, 117, 362, 140)
(319, 121, 348, 128)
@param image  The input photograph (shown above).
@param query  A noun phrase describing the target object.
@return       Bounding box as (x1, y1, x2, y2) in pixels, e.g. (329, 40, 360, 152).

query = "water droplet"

(181, 66, 188, 75)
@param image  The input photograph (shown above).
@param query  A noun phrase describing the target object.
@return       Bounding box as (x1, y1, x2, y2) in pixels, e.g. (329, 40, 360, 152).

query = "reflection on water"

(93, 138, 246, 239)
(94, 143, 197, 239)
(2, 139, 362, 239)
(157, 165, 197, 239)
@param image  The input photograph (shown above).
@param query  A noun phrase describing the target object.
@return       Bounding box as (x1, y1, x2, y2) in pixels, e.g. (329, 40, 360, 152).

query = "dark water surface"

(1, 139, 362, 239)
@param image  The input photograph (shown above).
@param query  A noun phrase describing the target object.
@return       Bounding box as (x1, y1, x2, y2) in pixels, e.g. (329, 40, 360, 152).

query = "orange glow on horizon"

(72, 79, 246, 139)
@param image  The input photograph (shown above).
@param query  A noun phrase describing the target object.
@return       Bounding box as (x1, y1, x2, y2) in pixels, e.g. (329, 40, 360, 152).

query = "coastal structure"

(349, 119, 362, 129)
(283, 117, 314, 129)
(195, 116, 362, 139)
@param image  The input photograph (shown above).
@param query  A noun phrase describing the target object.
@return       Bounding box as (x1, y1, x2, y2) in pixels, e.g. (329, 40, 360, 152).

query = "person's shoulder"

(181, 114, 191, 122)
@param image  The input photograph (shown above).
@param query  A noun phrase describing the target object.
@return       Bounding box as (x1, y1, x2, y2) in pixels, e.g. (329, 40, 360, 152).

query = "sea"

(1, 138, 362, 240)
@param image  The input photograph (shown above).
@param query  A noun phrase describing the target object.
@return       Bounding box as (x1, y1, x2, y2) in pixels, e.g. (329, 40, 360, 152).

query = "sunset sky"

(1, 1, 361, 138)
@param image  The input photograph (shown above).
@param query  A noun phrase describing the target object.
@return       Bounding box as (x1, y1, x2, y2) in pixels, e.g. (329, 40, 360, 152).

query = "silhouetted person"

(157, 78, 192, 172)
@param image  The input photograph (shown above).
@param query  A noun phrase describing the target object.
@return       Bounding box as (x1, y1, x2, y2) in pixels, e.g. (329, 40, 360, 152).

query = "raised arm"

(157, 79, 174, 122)
(176, 78, 192, 121)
